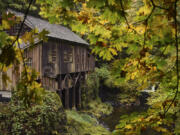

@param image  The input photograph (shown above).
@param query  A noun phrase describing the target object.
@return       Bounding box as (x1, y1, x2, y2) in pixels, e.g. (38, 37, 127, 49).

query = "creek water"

(99, 94, 159, 135)
(99, 104, 147, 132)
(98, 85, 161, 134)
(100, 104, 160, 135)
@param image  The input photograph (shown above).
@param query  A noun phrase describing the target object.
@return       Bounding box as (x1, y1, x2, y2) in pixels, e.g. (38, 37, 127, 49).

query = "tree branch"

(119, 0, 139, 34)
(150, 0, 169, 10)
(7, 0, 34, 50)
(143, 6, 155, 47)
(164, 0, 179, 116)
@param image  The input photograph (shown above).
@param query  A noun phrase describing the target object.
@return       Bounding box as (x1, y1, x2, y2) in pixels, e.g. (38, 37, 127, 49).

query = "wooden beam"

(78, 85, 81, 108)
(65, 88, 69, 109)
(72, 86, 76, 108)
(76, 82, 81, 109)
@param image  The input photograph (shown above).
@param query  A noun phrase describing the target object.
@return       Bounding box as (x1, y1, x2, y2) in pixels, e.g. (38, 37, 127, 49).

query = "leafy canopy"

(36, 0, 180, 134)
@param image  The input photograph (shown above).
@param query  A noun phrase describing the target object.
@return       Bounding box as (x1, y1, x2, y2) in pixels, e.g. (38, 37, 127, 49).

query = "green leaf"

(156, 59, 167, 70)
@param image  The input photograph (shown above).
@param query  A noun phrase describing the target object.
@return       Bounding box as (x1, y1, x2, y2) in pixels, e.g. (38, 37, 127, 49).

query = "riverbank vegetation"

(0, 88, 111, 135)
(0, 0, 180, 134)
(0, 91, 66, 134)
(0, 69, 112, 135)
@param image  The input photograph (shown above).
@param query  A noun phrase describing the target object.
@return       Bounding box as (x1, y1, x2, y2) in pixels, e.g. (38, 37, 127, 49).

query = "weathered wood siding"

(0, 69, 13, 90)
(59, 40, 75, 74)
(42, 39, 95, 75)
(42, 40, 58, 77)
(0, 21, 32, 91)
(60, 40, 95, 73)
(24, 44, 42, 74)
(0, 38, 95, 91)
(41, 77, 58, 91)
(41, 39, 59, 90)
(75, 46, 95, 72)
(0, 43, 42, 91)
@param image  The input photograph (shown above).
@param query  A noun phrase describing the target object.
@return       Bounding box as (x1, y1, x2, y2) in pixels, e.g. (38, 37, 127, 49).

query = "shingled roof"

(8, 9, 89, 45)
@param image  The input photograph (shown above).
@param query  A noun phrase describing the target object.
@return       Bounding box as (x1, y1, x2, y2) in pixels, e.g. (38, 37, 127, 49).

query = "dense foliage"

(81, 69, 113, 118)
(36, 0, 180, 134)
(0, 0, 180, 134)
(0, 91, 66, 135)
(0, 1, 49, 106)
(65, 110, 111, 135)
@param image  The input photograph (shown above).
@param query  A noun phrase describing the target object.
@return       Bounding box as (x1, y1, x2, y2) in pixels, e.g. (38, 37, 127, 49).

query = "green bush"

(65, 110, 111, 135)
(81, 65, 111, 105)
(81, 67, 113, 118)
(81, 72, 99, 108)
(82, 99, 113, 118)
(0, 90, 66, 135)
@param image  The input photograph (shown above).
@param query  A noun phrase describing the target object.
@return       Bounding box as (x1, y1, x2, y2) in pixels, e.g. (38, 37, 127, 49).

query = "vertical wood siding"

(0, 38, 95, 91)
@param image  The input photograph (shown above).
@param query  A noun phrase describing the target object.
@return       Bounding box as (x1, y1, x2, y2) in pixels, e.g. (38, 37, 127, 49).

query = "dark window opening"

(48, 46, 56, 63)
(64, 46, 73, 63)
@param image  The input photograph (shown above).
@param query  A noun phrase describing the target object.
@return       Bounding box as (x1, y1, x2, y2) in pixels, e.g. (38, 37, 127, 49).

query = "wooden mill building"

(0, 10, 95, 108)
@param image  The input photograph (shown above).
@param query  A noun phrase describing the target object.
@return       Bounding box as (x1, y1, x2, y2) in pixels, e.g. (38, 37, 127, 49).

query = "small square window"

(63, 46, 73, 63)
(48, 46, 56, 63)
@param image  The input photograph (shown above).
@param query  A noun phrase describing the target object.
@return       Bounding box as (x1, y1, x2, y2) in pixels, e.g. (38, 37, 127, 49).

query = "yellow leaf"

(135, 25, 146, 34)
(154, 127, 169, 133)
(125, 124, 133, 129)
(2, 20, 11, 29)
(157, 121, 162, 125)
(108, 48, 117, 55)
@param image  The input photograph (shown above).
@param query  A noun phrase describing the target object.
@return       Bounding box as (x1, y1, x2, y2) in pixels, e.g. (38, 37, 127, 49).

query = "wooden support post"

(76, 83, 81, 109)
(0, 94, 2, 101)
(58, 75, 62, 90)
(57, 90, 62, 100)
(72, 86, 76, 108)
(65, 88, 69, 109)
(78, 86, 81, 108)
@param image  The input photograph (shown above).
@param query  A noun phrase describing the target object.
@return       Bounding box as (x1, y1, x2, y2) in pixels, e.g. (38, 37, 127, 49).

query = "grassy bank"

(65, 110, 111, 135)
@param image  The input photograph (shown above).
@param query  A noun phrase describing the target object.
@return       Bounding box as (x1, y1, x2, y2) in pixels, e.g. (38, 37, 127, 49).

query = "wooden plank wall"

(0, 69, 13, 90)
(24, 44, 42, 73)
(74, 45, 95, 72)
(0, 21, 33, 90)
(42, 39, 95, 75)
(42, 40, 59, 76)
(41, 39, 59, 90)
(24, 42, 59, 91)
(59, 40, 75, 74)
(0, 38, 95, 91)
(41, 77, 58, 91)
(0, 43, 42, 91)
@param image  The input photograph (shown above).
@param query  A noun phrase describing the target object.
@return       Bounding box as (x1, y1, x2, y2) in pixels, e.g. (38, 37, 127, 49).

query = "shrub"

(65, 110, 111, 135)
(81, 65, 111, 105)
(0, 90, 66, 135)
